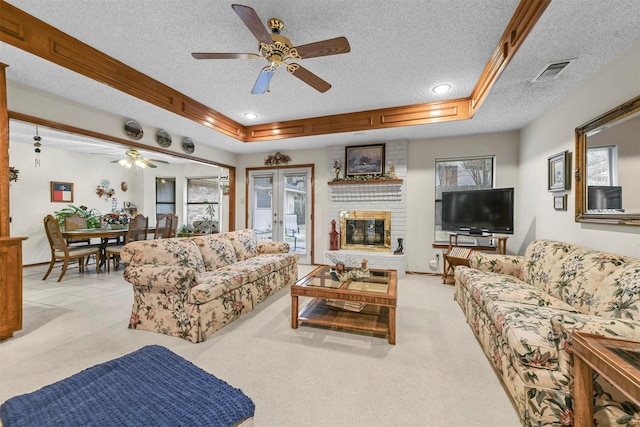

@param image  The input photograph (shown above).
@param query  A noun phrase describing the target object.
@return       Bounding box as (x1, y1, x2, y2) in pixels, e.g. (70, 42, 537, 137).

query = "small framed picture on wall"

(548, 151, 571, 192)
(554, 195, 567, 211)
(50, 181, 74, 203)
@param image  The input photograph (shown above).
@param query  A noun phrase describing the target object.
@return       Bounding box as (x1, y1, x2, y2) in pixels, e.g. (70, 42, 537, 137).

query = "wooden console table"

(572, 332, 640, 427)
(434, 233, 508, 284)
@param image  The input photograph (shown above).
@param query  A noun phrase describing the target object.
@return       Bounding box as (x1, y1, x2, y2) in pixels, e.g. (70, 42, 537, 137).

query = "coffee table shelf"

(298, 299, 390, 335)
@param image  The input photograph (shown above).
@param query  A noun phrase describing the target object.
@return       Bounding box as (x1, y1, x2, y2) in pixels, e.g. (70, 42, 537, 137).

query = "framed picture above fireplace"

(345, 143, 385, 177)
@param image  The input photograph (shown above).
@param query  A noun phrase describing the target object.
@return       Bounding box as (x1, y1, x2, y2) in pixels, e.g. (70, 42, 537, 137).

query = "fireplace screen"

(340, 211, 391, 251)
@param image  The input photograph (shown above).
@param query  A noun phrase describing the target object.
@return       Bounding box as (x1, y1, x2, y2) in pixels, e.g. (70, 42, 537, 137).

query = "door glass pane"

(253, 176, 274, 241)
(284, 173, 307, 254)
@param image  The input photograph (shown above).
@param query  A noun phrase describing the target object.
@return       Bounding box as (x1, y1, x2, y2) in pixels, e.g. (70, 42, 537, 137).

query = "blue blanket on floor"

(0, 345, 255, 427)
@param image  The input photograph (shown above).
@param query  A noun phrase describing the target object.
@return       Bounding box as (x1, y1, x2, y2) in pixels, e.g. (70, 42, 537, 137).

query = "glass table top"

(297, 266, 390, 293)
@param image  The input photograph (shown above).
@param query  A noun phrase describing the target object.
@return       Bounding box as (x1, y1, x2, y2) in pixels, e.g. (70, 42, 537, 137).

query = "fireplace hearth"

(340, 211, 391, 251)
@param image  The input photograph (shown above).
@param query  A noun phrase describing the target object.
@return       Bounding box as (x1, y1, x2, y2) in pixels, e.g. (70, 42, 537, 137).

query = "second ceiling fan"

(192, 4, 350, 94)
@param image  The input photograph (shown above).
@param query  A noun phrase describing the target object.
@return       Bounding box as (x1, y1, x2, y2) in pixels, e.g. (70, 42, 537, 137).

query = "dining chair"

(43, 215, 101, 282)
(105, 214, 149, 272)
(154, 214, 172, 239)
(168, 214, 179, 237)
(64, 213, 91, 246)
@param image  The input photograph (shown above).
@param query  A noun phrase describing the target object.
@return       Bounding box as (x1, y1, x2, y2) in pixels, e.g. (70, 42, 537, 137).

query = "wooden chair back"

(64, 214, 87, 230)
(44, 215, 69, 253)
(169, 214, 178, 237)
(64, 214, 91, 245)
(126, 214, 149, 243)
(154, 214, 172, 239)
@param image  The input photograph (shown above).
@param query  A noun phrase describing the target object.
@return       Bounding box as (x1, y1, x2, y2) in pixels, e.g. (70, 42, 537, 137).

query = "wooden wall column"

(0, 62, 25, 339)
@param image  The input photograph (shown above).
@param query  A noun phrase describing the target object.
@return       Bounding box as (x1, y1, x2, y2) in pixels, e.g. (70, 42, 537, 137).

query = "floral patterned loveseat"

(454, 239, 640, 426)
(121, 229, 298, 343)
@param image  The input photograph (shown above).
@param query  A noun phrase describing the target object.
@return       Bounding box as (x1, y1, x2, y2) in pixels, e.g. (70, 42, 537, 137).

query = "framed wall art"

(554, 195, 567, 211)
(548, 150, 571, 192)
(51, 181, 74, 203)
(345, 143, 385, 177)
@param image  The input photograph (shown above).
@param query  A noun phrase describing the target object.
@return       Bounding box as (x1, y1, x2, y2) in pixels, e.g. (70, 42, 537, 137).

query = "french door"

(248, 167, 311, 264)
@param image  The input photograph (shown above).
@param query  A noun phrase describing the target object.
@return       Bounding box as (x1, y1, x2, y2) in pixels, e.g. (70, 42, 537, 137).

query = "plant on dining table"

(54, 204, 102, 229)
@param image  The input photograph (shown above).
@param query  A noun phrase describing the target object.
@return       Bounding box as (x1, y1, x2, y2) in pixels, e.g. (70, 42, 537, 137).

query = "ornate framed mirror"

(575, 95, 640, 225)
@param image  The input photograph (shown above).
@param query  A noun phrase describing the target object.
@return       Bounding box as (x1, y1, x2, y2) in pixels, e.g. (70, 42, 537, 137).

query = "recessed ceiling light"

(244, 112, 258, 120)
(432, 84, 451, 94)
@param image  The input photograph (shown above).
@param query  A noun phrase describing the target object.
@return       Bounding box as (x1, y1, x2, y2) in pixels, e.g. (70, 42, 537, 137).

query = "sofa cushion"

(192, 234, 238, 271)
(545, 247, 633, 315)
(189, 270, 248, 304)
(456, 266, 579, 313)
(486, 301, 564, 370)
(520, 240, 575, 293)
(224, 229, 258, 261)
(589, 261, 640, 320)
(218, 254, 296, 283)
(121, 239, 205, 273)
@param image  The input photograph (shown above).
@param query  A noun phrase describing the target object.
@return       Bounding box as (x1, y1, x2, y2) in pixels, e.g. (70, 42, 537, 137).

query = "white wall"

(406, 131, 520, 271)
(518, 39, 640, 258)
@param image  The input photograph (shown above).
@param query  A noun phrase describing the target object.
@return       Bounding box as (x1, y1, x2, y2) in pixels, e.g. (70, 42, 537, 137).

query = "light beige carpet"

(0, 265, 520, 426)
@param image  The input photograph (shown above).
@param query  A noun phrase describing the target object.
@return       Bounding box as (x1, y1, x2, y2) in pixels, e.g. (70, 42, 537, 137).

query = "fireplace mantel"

(329, 179, 403, 202)
(327, 179, 403, 186)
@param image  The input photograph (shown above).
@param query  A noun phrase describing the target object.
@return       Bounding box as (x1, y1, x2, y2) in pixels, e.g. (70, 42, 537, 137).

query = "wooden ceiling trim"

(245, 99, 470, 142)
(1, 0, 549, 144)
(470, 0, 551, 115)
(0, 1, 244, 141)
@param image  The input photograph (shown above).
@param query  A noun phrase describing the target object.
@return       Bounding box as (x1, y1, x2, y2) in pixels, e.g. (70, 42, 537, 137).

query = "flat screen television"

(587, 185, 622, 210)
(442, 187, 514, 235)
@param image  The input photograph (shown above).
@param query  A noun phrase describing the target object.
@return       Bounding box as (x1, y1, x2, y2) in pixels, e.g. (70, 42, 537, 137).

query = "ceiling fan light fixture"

(135, 159, 147, 169)
(432, 84, 452, 94)
(118, 158, 132, 168)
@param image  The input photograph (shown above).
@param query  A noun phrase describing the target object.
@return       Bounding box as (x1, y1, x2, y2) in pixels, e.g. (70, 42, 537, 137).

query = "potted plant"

(54, 205, 102, 229)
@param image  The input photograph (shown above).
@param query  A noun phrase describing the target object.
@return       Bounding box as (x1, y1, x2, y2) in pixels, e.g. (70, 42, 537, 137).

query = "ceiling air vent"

(531, 59, 574, 82)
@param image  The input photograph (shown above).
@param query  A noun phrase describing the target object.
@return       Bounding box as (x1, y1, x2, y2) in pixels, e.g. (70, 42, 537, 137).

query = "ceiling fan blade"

(289, 64, 331, 93)
(231, 4, 272, 45)
(251, 67, 274, 94)
(192, 52, 256, 60)
(149, 159, 170, 164)
(139, 158, 158, 168)
(294, 37, 351, 59)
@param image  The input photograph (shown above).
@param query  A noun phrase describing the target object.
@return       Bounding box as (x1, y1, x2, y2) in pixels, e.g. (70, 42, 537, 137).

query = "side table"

(572, 332, 640, 426)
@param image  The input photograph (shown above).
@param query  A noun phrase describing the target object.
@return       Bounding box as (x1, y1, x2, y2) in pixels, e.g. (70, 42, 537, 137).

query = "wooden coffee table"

(572, 332, 640, 426)
(291, 265, 397, 344)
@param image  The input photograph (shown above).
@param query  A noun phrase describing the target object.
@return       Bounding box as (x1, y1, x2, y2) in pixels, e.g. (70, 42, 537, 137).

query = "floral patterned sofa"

(454, 239, 640, 426)
(120, 229, 298, 343)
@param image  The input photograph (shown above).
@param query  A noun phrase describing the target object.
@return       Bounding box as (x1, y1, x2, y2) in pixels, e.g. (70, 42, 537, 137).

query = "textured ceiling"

(3, 0, 640, 156)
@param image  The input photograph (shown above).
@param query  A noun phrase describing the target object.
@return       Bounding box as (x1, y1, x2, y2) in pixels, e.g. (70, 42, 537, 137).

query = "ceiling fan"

(112, 149, 169, 169)
(192, 4, 351, 94)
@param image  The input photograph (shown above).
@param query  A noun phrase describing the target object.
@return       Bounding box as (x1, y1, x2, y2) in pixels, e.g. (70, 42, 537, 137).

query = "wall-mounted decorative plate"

(156, 129, 172, 148)
(124, 119, 144, 140)
(182, 137, 195, 154)
(121, 181, 128, 192)
(101, 179, 111, 187)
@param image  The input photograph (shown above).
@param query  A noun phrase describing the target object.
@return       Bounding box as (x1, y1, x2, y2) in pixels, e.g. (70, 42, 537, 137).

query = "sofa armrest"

(124, 265, 198, 293)
(469, 252, 524, 277)
(257, 241, 290, 254)
(550, 313, 640, 371)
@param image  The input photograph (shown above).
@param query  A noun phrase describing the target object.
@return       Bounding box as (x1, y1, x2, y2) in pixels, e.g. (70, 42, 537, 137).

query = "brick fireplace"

(325, 140, 407, 277)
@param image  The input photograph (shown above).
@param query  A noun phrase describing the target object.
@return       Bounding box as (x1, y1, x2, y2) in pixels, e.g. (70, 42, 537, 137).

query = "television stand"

(438, 233, 508, 284)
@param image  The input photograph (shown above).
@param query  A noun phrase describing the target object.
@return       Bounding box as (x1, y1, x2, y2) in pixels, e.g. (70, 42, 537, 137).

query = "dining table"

(61, 228, 128, 269)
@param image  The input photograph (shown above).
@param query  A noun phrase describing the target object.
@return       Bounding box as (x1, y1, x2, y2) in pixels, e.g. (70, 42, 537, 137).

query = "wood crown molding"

(0, 0, 550, 143)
